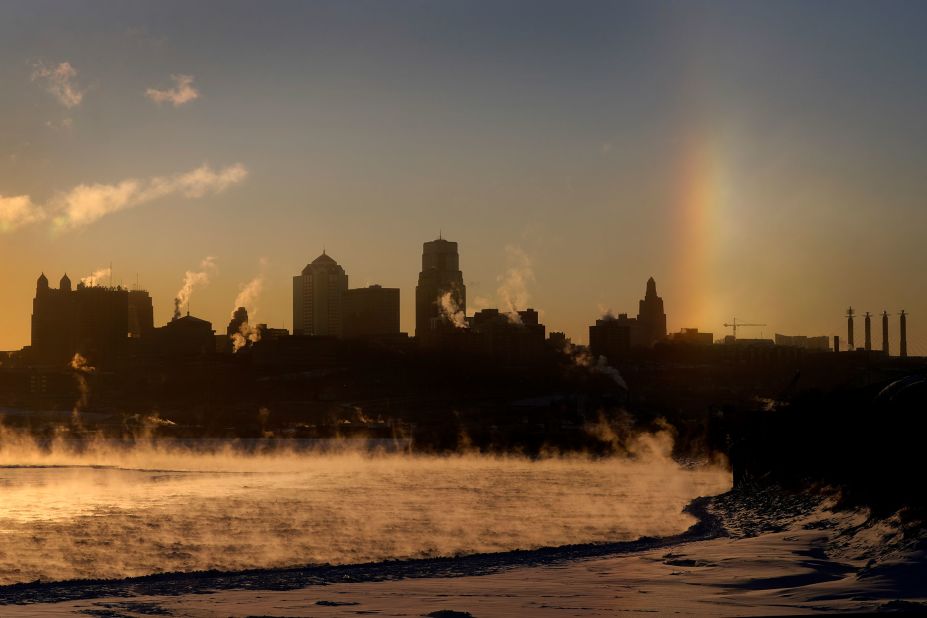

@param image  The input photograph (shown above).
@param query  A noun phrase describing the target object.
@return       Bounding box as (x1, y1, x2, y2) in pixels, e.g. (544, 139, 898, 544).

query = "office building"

(344, 285, 400, 338)
(292, 252, 348, 337)
(415, 237, 466, 340)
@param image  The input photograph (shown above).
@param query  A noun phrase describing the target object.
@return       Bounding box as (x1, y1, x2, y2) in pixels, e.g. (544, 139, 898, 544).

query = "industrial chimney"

(864, 311, 872, 351)
(900, 310, 908, 358)
(882, 310, 890, 355)
(846, 307, 855, 351)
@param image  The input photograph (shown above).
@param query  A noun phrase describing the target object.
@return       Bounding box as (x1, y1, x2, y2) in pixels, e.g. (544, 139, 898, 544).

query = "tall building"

(292, 252, 348, 337)
(343, 285, 400, 338)
(415, 238, 466, 340)
(127, 289, 155, 339)
(636, 277, 667, 347)
(30, 273, 130, 366)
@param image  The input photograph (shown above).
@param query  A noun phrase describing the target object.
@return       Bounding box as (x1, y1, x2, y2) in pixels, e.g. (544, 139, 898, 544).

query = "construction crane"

(723, 317, 766, 340)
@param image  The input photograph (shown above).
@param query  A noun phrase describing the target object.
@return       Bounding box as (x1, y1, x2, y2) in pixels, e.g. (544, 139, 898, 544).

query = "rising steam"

(497, 245, 534, 324)
(439, 291, 468, 329)
(230, 260, 267, 352)
(173, 256, 217, 319)
(565, 342, 628, 389)
(0, 427, 730, 586)
(68, 353, 96, 427)
(80, 266, 112, 287)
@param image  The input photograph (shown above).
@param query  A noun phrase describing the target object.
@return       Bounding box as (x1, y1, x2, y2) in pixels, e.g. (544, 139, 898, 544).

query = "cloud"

(45, 118, 73, 131)
(146, 74, 199, 106)
(0, 195, 46, 232)
(51, 163, 248, 231)
(31, 61, 85, 108)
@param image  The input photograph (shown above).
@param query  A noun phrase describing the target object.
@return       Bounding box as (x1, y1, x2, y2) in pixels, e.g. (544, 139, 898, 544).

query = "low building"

(669, 328, 713, 346)
(343, 285, 400, 338)
(152, 314, 216, 357)
(468, 308, 546, 367)
(589, 314, 638, 362)
(775, 334, 831, 351)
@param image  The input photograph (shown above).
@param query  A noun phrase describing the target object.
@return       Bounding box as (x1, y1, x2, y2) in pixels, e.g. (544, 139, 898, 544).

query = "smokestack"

(834, 335, 840, 353)
(846, 307, 855, 351)
(864, 312, 872, 351)
(882, 310, 890, 355)
(900, 310, 908, 358)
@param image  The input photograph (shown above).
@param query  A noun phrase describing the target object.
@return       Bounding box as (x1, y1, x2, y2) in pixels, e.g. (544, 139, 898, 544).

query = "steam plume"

(496, 245, 534, 324)
(230, 261, 267, 352)
(69, 353, 96, 428)
(173, 256, 217, 320)
(565, 342, 628, 390)
(439, 291, 468, 329)
(80, 267, 112, 287)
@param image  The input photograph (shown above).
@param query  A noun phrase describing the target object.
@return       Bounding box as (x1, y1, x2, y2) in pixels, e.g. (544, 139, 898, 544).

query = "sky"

(1, 0, 926, 352)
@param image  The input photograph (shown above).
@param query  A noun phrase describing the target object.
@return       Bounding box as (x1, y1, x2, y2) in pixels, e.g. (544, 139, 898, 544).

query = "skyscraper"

(415, 238, 466, 340)
(292, 252, 348, 337)
(127, 289, 155, 339)
(636, 277, 667, 347)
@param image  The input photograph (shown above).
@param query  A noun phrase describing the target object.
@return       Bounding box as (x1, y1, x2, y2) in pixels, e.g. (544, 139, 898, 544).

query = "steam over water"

(0, 435, 730, 585)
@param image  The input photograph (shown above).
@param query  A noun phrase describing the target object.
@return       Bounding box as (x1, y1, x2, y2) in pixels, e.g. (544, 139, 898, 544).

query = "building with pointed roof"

(292, 252, 348, 337)
(636, 276, 667, 347)
(30, 273, 131, 366)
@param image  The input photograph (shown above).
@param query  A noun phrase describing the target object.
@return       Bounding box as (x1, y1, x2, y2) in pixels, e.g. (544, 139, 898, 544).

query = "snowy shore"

(2, 488, 925, 617)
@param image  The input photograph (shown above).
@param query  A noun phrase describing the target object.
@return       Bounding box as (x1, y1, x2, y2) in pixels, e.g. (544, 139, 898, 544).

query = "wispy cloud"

(146, 74, 199, 106)
(45, 118, 73, 131)
(52, 163, 248, 231)
(0, 164, 247, 234)
(31, 61, 85, 108)
(0, 195, 46, 232)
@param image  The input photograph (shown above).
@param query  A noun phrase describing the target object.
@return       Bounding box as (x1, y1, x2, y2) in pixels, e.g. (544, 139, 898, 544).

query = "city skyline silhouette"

(2, 2, 926, 351)
(2, 3, 927, 615)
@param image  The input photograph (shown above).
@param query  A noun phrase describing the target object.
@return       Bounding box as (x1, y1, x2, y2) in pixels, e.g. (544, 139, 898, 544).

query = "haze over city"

(2, 1, 926, 352)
